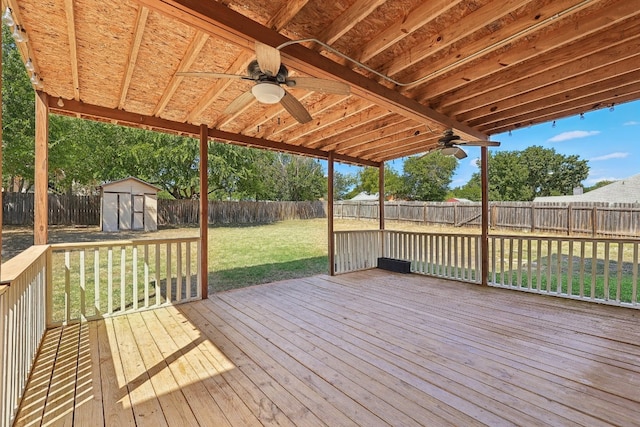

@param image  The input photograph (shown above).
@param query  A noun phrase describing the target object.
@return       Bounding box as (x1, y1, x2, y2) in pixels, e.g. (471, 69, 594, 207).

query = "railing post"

(46, 248, 53, 328)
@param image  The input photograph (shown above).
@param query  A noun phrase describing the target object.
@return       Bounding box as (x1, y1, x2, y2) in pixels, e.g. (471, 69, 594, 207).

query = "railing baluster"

(556, 240, 562, 294)
(144, 244, 150, 307)
(616, 242, 623, 302)
(155, 243, 161, 305)
(579, 241, 585, 298)
(120, 246, 126, 312)
(567, 240, 574, 297)
(65, 251, 71, 323)
(604, 241, 610, 301)
(108, 247, 113, 314)
(80, 249, 86, 320)
(185, 242, 192, 299)
(633, 243, 638, 305)
(166, 242, 172, 303)
(133, 245, 138, 310)
(546, 240, 552, 293)
(176, 241, 183, 302)
(94, 248, 100, 315)
(591, 241, 597, 299)
(527, 239, 532, 290)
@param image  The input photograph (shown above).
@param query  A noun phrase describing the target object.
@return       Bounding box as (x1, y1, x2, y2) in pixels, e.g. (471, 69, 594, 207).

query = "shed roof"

(100, 176, 160, 192)
(6, 0, 640, 166)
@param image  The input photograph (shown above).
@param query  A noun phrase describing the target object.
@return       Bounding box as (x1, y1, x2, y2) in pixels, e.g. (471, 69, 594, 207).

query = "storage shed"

(100, 177, 159, 232)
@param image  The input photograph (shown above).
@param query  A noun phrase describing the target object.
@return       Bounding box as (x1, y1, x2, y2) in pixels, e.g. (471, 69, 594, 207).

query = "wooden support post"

(0, 27, 3, 271)
(34, 91, 49, 245)
(378, 161, 385, 231)
(328, 152, 335, 276)
(480, 146, 489, 286)
(199, 124, 209, 298)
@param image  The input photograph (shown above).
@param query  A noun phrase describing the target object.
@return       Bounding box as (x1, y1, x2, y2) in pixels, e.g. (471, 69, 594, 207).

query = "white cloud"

(589, 152, 629, 161)
(547, 130, 600, 142)
(469, 158, 480, 168)
(624, 121, 639, 126)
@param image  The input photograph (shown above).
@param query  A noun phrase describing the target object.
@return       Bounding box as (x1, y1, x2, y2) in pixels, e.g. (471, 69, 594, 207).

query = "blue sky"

(333, 99, 639, 189)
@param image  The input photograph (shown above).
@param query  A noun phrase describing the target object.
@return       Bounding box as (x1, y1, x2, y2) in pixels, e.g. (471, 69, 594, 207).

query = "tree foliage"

(399, 152, 458, 201)
(449, 146, 589, 201)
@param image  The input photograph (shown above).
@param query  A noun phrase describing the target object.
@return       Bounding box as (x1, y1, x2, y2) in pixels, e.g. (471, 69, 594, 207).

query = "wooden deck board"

(15, 270, 640, 426)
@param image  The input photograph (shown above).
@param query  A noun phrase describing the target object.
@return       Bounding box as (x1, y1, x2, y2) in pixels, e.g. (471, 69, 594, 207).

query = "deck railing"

(334, 230, 382, 273)
(488, 235, 639, 307)
(49, 237, 201, 326)
(334, 230, 640, 308)
(334, 230, 481, 283)
(383, 230, 482, 283)
(0, 245, 49, 427)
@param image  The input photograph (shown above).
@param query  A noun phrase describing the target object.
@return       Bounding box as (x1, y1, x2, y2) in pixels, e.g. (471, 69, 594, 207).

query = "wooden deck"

(15, 270, 640, 426)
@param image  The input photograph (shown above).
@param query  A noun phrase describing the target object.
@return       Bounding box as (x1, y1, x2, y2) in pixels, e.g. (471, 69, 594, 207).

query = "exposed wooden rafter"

(137, 0, 486, 140)
(118, 6, 149, 109)
(63, 0, 79, 100)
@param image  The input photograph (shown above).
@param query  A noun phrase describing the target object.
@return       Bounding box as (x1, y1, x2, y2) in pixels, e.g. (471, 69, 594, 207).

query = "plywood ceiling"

(5, 0, 640, 166)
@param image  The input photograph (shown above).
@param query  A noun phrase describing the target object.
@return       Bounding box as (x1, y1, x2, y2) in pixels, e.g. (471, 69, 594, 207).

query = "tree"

(350, 165, 402, 199)
(454, 146, 590, 202)
(333, 171, 356, 200)
(400, 152, 458, 201)
(2, 25, 36, 191)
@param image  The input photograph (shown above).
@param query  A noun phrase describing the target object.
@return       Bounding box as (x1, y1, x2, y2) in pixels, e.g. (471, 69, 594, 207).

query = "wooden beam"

(327, 151, 335, 276)
(136, 0, 486, 140)
(265, 0, 308, 31)
(356, 0, 461, 63)
(34, 91, 49, 245)
(63, 0, 80, 100)
(199, 124, 209, 299)
(383, 0, 530, 77)
(379, 162, 385, 231)
(447, 39, 640, 120)
(1, 25, 3, 270)
(469, 71, 640, 129)
(317, 0, 386, 45)
(480, 146, 489, 287)
(398, 0, 594, 88)
(119, 6, 149, 109)
(415, 0, 639, 105)
(47, 98, 380, 167)
(153, 31, 209, 116)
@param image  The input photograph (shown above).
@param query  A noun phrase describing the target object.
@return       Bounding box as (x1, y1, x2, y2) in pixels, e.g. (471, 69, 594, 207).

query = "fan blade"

(457, 140, 501, 147)
(255, 42, 281, 76)
(224, 90, 255, 115)
(280, 91, 312, 124)
(177, 72, 248, 79)
(285, 77, 350, 95)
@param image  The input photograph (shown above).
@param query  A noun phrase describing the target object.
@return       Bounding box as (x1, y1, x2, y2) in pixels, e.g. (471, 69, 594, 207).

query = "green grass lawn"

(208, 219, 330, 292)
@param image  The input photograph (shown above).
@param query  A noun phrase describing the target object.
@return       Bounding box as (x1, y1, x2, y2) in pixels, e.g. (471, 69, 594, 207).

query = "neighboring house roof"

(350, 191, 379, 201)
(100, 176, 160, 192)
(534, 174, 640, 204)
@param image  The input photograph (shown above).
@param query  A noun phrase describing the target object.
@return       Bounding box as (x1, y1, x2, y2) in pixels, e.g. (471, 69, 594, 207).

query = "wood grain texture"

(14, 270, 640, 426)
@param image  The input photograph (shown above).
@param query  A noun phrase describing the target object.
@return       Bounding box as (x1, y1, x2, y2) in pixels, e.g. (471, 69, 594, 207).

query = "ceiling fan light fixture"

(440, 147, 459, 156)
(251, 83, 284, 104)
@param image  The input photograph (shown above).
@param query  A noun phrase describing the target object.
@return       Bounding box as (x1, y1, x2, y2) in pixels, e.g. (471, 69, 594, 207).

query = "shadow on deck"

(15, 270, 640, 426)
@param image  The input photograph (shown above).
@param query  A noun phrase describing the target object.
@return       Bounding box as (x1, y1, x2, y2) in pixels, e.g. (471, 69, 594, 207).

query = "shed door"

(102, 193, 119, 232)
(132, 195, 145, 230)
(118, 194, 132, 230)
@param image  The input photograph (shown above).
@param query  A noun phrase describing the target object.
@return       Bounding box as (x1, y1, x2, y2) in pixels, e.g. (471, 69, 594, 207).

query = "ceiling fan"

(422, 129, 500, 159)
(178, 42, 350, 124)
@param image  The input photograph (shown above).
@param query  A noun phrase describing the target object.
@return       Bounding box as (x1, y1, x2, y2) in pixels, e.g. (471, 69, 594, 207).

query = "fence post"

(592, 206, 598, 237)
(531, 203, 535, 233)
(567, 204, 573, 236)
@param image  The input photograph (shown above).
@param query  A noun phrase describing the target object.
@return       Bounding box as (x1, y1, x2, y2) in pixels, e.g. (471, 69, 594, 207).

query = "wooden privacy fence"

(2, 193, 100, 226)
(157, 200, 327, 225)
(2, 194, 327, 226)
(335, 201, 640, 238)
